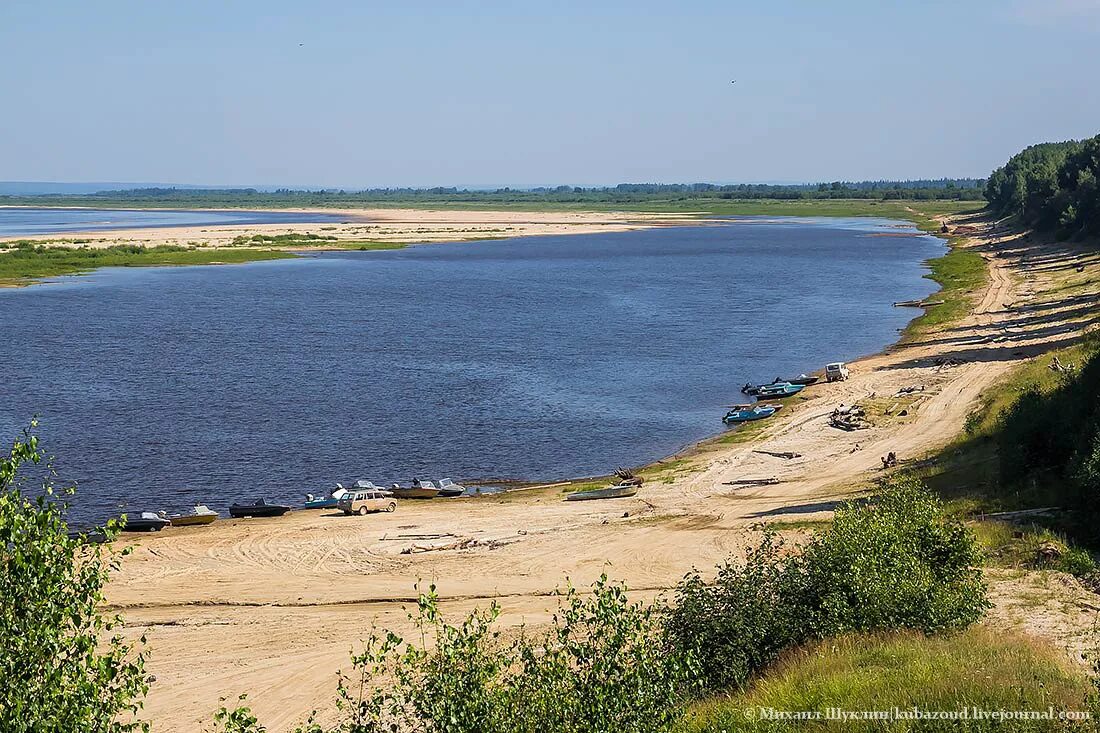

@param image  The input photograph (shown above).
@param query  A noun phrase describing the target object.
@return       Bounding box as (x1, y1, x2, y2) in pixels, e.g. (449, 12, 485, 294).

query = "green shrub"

(666, 477, 988, 692)
(664, 533, 804, 692)
(0, 424, 149, 732)
(798, 476, 988, 638)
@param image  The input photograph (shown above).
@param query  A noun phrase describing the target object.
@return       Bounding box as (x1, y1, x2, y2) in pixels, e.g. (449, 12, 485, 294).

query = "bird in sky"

(730, 80, 737, 84)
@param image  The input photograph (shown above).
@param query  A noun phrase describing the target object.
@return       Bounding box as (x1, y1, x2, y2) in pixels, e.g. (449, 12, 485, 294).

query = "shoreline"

(78, 204, 1098, 731)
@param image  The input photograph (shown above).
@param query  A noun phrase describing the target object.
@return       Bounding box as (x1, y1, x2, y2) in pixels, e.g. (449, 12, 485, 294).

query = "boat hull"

(723, 409, 775, 423)
(303, 498, 339, 509)
(121, 518, 170, 532)
(229, 505, 292, 518)
(390, 488, 440, 499)
(565, 486, 639, 501)
(168, 513, 217, 526)
(754, 385, 805, 400)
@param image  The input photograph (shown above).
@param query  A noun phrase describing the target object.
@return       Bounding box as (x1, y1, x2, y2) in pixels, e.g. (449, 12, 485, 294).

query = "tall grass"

(677, 629, 1090, 733)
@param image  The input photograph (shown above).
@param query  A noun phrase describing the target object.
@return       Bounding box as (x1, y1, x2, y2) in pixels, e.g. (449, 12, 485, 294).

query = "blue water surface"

(0, 216, 944, 521)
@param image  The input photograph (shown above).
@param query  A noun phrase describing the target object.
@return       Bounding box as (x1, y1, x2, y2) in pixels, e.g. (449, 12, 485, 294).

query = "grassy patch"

(0, 242, 295, 286)
(677, 629, 1090, 733)
(903, 245, 988, 338)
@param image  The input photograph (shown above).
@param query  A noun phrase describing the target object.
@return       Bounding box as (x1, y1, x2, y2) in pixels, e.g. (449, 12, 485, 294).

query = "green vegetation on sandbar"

(229, 232, 407, 250)
(676, 629, 1089, 733)
(902, 245, 988, 338)
(0, 241, 295, 286)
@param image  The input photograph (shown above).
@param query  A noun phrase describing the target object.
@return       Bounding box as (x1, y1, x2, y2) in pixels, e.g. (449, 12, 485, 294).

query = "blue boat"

(753, 382, 805, 400)
(723, 403, 782, 424)
(303, 484, 351, 510)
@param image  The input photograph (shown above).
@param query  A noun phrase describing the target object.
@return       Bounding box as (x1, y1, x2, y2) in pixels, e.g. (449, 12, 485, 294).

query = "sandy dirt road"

(106, 212, 1100, 731)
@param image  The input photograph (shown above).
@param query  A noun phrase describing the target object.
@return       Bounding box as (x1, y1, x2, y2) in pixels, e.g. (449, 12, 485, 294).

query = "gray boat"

(565, 481, 639, 502)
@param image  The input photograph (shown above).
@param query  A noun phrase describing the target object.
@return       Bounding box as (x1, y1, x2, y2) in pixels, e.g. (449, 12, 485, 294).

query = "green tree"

(0, 423, 149, 732)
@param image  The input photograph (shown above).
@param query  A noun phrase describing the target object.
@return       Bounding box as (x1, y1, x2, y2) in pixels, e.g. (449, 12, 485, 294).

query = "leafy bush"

(665, 533, 804, 692)
(797, 476, 987, 638)
(666, 477, 988, 692)
(0, 424, 149, 732)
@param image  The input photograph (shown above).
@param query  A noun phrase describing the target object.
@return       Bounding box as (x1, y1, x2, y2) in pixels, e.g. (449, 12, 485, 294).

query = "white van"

(825, 362, 851, 382)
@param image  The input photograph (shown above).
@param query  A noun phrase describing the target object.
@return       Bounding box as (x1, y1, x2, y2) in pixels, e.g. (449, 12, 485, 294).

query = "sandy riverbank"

(106, 210, 1100, 731)
(0, 207, 700, 248)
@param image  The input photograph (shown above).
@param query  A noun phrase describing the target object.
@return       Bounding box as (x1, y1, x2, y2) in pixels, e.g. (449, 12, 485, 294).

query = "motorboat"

(723, 403, 781, 423)
(390, 480, 440, 499)
(304, 484, 350, 509)
(121, 511, 171, 532)
(437, 478, 466, 498)
(753, 382, 806, 400)
(167, 505, 219, 526)
(228, 498, 293, 518)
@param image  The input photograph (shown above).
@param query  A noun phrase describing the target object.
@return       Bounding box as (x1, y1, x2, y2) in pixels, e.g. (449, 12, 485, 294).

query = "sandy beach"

(101, 210, 1100, 731)
(0, 207, 701, 248)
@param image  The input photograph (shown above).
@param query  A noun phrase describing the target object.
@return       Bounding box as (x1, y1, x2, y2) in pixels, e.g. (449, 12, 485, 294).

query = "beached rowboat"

(565, 482, 639, 501)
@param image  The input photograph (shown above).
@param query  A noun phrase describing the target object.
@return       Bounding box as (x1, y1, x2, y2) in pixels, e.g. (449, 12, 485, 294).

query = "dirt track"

(108, 212, 1100, 731)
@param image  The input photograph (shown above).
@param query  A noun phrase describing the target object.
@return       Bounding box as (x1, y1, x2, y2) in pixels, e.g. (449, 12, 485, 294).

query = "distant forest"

(985, 134, 1100, 238)
(0, 178, 985, 210)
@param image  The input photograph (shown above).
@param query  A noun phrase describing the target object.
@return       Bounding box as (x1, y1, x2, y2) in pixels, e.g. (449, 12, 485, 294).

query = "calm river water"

(0, 217, 944, 521)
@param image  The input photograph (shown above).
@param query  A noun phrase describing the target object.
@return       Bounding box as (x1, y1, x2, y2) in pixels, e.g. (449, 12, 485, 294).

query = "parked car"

(338, 489, 398, 516)
(825, 362, 851, 382)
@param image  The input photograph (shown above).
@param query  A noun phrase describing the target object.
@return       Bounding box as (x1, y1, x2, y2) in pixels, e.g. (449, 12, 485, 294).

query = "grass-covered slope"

(677, 629, 1090, 733)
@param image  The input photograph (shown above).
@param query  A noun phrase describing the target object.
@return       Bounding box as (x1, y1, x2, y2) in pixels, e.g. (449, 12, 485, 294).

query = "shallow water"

(0, 206, 343, 237)
(0, 217, 944, 521)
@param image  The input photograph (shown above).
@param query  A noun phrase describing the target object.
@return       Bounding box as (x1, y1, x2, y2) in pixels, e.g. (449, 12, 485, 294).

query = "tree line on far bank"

(0, 178, 985, 211)
(984, 134, 1100, 239)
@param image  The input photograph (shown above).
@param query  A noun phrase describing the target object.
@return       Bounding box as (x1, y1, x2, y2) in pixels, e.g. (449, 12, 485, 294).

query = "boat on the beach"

(752, 382, 806, 400)
(67, 527, 108, 544)
(723, 403, 782, 423)
(390, 480, 440, 499)
(228, 499, 293, 518)
(777, 374, 819, 386)
(565, 481, 639, 502)
(167, 505, 219, 526)
(304, 484, 350, 509)
(121, 511, 171, 532)
(437, 478, 466, 498)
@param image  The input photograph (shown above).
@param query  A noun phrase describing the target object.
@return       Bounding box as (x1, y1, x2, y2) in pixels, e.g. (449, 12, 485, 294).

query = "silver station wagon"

(338, 489, 398, 516)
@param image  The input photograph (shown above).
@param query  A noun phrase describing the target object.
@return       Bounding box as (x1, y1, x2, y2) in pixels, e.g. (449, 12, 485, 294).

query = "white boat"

(437, 478, 466, 497)
(167, 505, 218, 527)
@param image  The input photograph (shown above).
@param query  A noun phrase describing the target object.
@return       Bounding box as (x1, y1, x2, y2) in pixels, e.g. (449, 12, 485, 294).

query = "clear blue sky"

(2, 0, 1098, 187)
